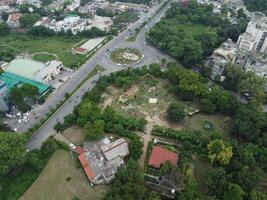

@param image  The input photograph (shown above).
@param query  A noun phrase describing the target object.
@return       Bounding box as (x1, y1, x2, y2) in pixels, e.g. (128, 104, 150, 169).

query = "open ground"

(0, 34, 86, 68)
(20, 150, 109, 200)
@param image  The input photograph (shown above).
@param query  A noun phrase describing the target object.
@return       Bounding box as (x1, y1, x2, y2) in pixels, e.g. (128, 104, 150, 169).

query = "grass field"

(160, 18, 206, 37)
(20, 150, 109, 200)
(63, 126, 86, 146)
(0, 34, 86, 68)
(33, 53, 57, 62)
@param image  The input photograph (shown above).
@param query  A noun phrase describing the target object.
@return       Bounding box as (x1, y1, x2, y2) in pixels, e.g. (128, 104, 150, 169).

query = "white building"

(237, 16, 267, 54)
(35, 14, 91, 35)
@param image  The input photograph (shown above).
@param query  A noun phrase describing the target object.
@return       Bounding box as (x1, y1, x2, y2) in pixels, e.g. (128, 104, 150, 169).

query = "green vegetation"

(244, 0, 267, 13)
(148, 1, 248, 68)
(0, 34, 85, 68)
(113, 11, 138, 30)
(110, 48, 141, 64)
(19, 13, 41, 28)
(20, 150, 109, 200)
(0, 138, 67, 200)
(0, 132, 26, 176)
(207, 139, 233, 165)
(33, 53, 57, 62)
(9, 83, 39, 112)
(166, 102, 186, 123)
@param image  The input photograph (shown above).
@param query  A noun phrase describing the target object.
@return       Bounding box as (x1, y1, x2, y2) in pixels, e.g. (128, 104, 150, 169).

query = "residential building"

(35, 14, 91, 35)
(237, 16, 267, 54)
(207, 39, 237, 78)
(79, 137, 129, 185)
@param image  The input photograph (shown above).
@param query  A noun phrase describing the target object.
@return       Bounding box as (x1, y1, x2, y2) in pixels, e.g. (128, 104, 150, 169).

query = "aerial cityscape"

(0, 0, 267, 199)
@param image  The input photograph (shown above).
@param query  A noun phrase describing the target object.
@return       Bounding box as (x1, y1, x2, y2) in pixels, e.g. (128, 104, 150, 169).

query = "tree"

(28, 26, 55, 36)
(19, 13, 40, 28)
(1, 12, 9, 21)
(0, 132, 26, 175)
(104, 159, 147, 200)
(84, 120, 105, 140)
(179, 169, 201, 200)
(250, 189, 267, 200)
(199, 98, 216, 114)
(167, 102, 185, 123)
(0, 22, 10, 36)
(233, 102, 265, 140)
(223, 183, 245, 200)
(207, 167, 229, 196)
(207, 140, 233, 165)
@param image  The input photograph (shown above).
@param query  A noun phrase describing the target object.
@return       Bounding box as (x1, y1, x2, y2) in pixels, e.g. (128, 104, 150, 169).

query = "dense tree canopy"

(0, 22, 10, 36)
(166, 102, 186, 123)
(148, 1, 247, 68)
(19, 13, 41, 28)
(0, 132, 26, 175)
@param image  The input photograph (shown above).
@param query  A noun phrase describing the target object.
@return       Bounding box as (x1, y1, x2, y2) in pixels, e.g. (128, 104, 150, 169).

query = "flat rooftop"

(5, 59, 45, 81)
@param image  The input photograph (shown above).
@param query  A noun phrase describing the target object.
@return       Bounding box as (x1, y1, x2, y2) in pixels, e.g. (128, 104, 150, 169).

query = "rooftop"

(5, 59, 46, 80)
(148, 146, 178, 169)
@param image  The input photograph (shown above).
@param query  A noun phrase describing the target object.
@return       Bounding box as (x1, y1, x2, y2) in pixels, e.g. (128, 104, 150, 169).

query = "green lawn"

(160, 19, 206, 37)
(185, 113, 232, 139)
(20, 150, 109, 200)
(0, 34, 86, 68)
(33, 53, 57, 62)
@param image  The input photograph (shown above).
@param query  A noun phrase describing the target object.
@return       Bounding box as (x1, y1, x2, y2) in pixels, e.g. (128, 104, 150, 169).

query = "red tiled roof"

(148, 146, 178, 169)
(74, 47, 87, 53)
(78, 154, 94, 181)
(74, 146, 84, 155)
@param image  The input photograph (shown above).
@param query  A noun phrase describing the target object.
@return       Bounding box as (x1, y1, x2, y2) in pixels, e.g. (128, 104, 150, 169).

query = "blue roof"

(0, 72, 50, 95)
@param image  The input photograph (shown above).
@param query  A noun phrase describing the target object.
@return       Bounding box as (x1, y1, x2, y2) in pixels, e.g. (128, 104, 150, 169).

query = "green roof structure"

(0, 72, 50, 95)
(5, 59, 45, 80)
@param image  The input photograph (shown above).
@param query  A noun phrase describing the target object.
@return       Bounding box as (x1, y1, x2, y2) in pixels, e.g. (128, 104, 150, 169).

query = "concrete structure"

(6, 13, 22, 28)
(4, 59, 63, 84)
(0, 81, 9, 112)
(208, 39, 237, 78)
(79, 138, 129, 184)
(237, 17, 267, 54)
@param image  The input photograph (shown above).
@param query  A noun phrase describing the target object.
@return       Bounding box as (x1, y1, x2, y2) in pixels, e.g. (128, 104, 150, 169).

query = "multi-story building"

(237, 17, 267, 54)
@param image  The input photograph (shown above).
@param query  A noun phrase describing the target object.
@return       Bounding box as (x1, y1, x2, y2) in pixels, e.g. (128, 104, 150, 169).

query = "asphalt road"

(27, 0, 173, 150)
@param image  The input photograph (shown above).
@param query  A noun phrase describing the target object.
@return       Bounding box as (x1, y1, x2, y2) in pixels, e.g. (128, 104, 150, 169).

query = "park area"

(20, 150, 109, 200)
(0, 34, 86, 69)
(100, 75, 231, 137)
(110, 48, 142, 64)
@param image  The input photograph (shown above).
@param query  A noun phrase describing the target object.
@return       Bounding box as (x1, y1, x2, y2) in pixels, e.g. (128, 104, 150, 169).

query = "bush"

(166, 102, 186, 123)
